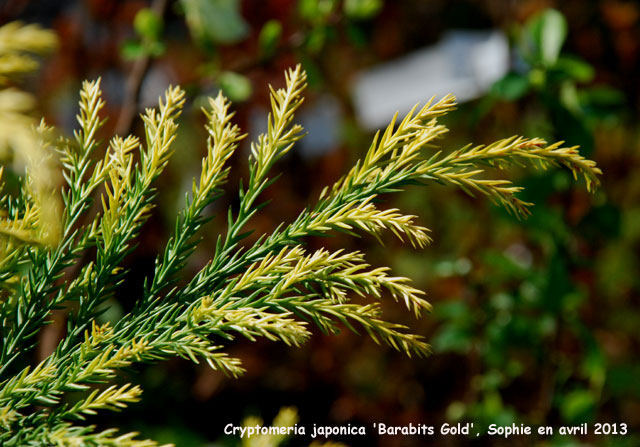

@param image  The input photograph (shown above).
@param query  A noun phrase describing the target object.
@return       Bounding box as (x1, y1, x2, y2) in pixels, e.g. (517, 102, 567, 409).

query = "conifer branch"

(0, 50, 602, 446)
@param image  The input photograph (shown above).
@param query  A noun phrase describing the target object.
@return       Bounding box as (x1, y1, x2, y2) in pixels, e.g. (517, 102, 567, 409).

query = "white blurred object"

(352, 30, 509, 130)
(297, 94, 342, 159)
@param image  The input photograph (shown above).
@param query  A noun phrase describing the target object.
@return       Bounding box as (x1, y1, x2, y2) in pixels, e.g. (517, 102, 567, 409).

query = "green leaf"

(434, 300, 470, 321)
(298, 0, 337, 25)
(491, 73, 530, 100)
(580, 86, 626, 107)
(343, 0, 383, 20)
(121, 40, 146, 60)
(305, 26, 327, 54)
(258, 20, 282, 58)
(560, 81, 581, 113)
(148, 41, 167, 57)
(218, 71, 252, 102)
(180, 0, 249, 46)
(527, 8, 568, 66)
(560, 389, 597, 423)
(581, 345, 606, 390)
(528, 67, 546, 87)
(554, 55, 595, 82)
(432, 326, 472, 354)
(134, 8, 163, 41)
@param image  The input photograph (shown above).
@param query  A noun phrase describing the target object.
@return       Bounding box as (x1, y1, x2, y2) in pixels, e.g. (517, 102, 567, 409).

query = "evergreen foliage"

(0, 22, 602, 447)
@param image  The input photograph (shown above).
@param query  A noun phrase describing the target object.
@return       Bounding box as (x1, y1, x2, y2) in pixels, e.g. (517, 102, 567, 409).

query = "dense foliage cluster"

(0, 20, 602, 447)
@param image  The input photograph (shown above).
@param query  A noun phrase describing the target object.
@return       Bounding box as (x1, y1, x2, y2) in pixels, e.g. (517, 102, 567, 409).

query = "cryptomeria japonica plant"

(0, 22, 601, 447)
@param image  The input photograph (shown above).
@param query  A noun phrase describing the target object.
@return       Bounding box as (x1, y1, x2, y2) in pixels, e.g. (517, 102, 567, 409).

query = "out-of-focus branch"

(115, 0, 169, 136)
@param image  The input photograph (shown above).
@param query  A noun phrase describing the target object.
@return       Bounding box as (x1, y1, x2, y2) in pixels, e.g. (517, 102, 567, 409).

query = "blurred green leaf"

(490, 293, 513, 311)
(217, 71, 252, 102)
(432, 326, 473, 354)
(147, 41, 166, 57)
(434, 260, 455, 277)
(595, 242, 637, 299)
(581, 345, 606, 390)
(560, 81, 581, 113)
(258, 20, 282, 58)
(505, 359, 524, 378)
(579, 86, 626, 107)
(343, 0, 383, 20)
(134, 8, 163, 41)
(298, 0, 337, 24)
(121, 40, 146, 60)
(560, 389, 596, 423)
(446, 401, 466, 421)
(483, 250, 528, 281)
(180, 0, 249, 46)
(555, 55, 595, 82)
(478, 370, 505, 391)
(435, 300, 470, 320)
(551, 170, 572, 192)
(492, 73, 530, 100)
(433, 301, 474, 354)
(527, 8, 567, 66)
(474, 392, 516, 427)
(306, 26, 327, 53)
(528, 67, 546, 88)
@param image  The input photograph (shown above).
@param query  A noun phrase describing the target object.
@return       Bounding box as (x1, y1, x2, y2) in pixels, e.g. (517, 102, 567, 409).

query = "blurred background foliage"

(1, 0, 639, 446)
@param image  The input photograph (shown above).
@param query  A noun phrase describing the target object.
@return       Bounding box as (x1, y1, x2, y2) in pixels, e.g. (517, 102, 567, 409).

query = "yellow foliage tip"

(72, 384, 142, 418)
